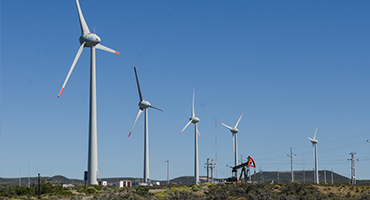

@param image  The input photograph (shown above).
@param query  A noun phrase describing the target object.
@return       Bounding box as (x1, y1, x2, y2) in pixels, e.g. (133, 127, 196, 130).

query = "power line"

(321, 131, 370, 145)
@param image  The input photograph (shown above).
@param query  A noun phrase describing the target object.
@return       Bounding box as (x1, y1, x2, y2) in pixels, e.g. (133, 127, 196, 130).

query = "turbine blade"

(197, 127, 202, 139)
(134, 67, 143, 101)
(234, 113, 244, 128)
(149, 105, 163, 112)
(95, 44, 120, 55)
(180, 120, 192, 134)
(192, 88, 195, 118)
(219, 121, 233, 131)
(128, 109, 143, 137)
(58, 42, 85, 98)
(75, 0, 90, 35)
(313, 126, 318, 140)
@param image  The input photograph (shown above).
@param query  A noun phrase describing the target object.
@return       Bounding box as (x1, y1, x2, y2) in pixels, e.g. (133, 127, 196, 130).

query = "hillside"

(251, 170, 350, 184)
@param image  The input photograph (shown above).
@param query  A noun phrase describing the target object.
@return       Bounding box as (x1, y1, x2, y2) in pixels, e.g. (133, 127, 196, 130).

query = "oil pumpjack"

(226, 156, 256, 183)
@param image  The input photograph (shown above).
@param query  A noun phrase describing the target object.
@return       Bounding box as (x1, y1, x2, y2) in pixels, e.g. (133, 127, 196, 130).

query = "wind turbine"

(219, 113, 243, 180)
(57, 0, 119, 185)
(307, 127, 319, 184)
(128, 67, 162, 184)
(180, 88, 202, 185)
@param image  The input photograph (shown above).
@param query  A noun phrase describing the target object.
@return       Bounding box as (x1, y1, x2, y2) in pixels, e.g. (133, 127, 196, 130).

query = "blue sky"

(1, 0, 370, 182)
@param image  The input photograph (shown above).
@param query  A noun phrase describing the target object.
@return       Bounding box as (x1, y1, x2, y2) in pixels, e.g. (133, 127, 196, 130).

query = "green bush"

(205, 183, 280, 199)
(86, 186, 97, 194)
(134, 187, 150, 196)
(92, 187, 132, 200)
(165, 189, 203, 200)
(280, 183, 317, 196)
(204, 185, 229, 200)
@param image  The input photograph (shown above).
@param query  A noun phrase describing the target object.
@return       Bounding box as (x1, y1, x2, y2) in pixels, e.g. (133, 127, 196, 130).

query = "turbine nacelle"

(80, 33, 101, 47)
(139, 100, 151, 109)
(190, 116, 200, 124)
(307, 136, 318, 144)
(230, 128, 239, 134)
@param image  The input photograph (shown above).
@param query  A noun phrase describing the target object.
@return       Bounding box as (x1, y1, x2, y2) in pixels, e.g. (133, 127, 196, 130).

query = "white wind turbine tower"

(219, 113, 243, 179)
(57, 0, 119, 185)
(128, 67, 163, 184)
(307, 127, 319, 184)
(180, 88, 202, 185)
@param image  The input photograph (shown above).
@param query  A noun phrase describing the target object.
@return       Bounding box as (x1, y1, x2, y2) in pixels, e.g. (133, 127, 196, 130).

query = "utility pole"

(303, 167, 305, 184)
(348, 152, 358, 185)
(277, 168, 279, 184)
(287, 148, 296, 183)
(324, 167, 326, 184)
(210, 159, 215, 184)
(205, 158, 210, 183)
(165, 159, 169, 185)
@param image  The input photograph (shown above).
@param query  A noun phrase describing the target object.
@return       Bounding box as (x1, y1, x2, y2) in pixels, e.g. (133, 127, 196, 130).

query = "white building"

(112, 180, 131, 188)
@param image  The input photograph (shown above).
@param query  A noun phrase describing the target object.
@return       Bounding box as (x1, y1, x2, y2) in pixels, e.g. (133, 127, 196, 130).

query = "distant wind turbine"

(128, 67, 163, 184)
(219, 113, 243, 180)
(307, 127, 319, 184)
(57, 0, 119, 185)
(180, 88, 202, 185)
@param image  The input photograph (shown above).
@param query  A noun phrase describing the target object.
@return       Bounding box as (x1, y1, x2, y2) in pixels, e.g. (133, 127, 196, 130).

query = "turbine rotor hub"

(79, 33, 101, 47)
(139, 100, 151, 109)
(191, 117, 200, 124)
(231, 128, 239, 134)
